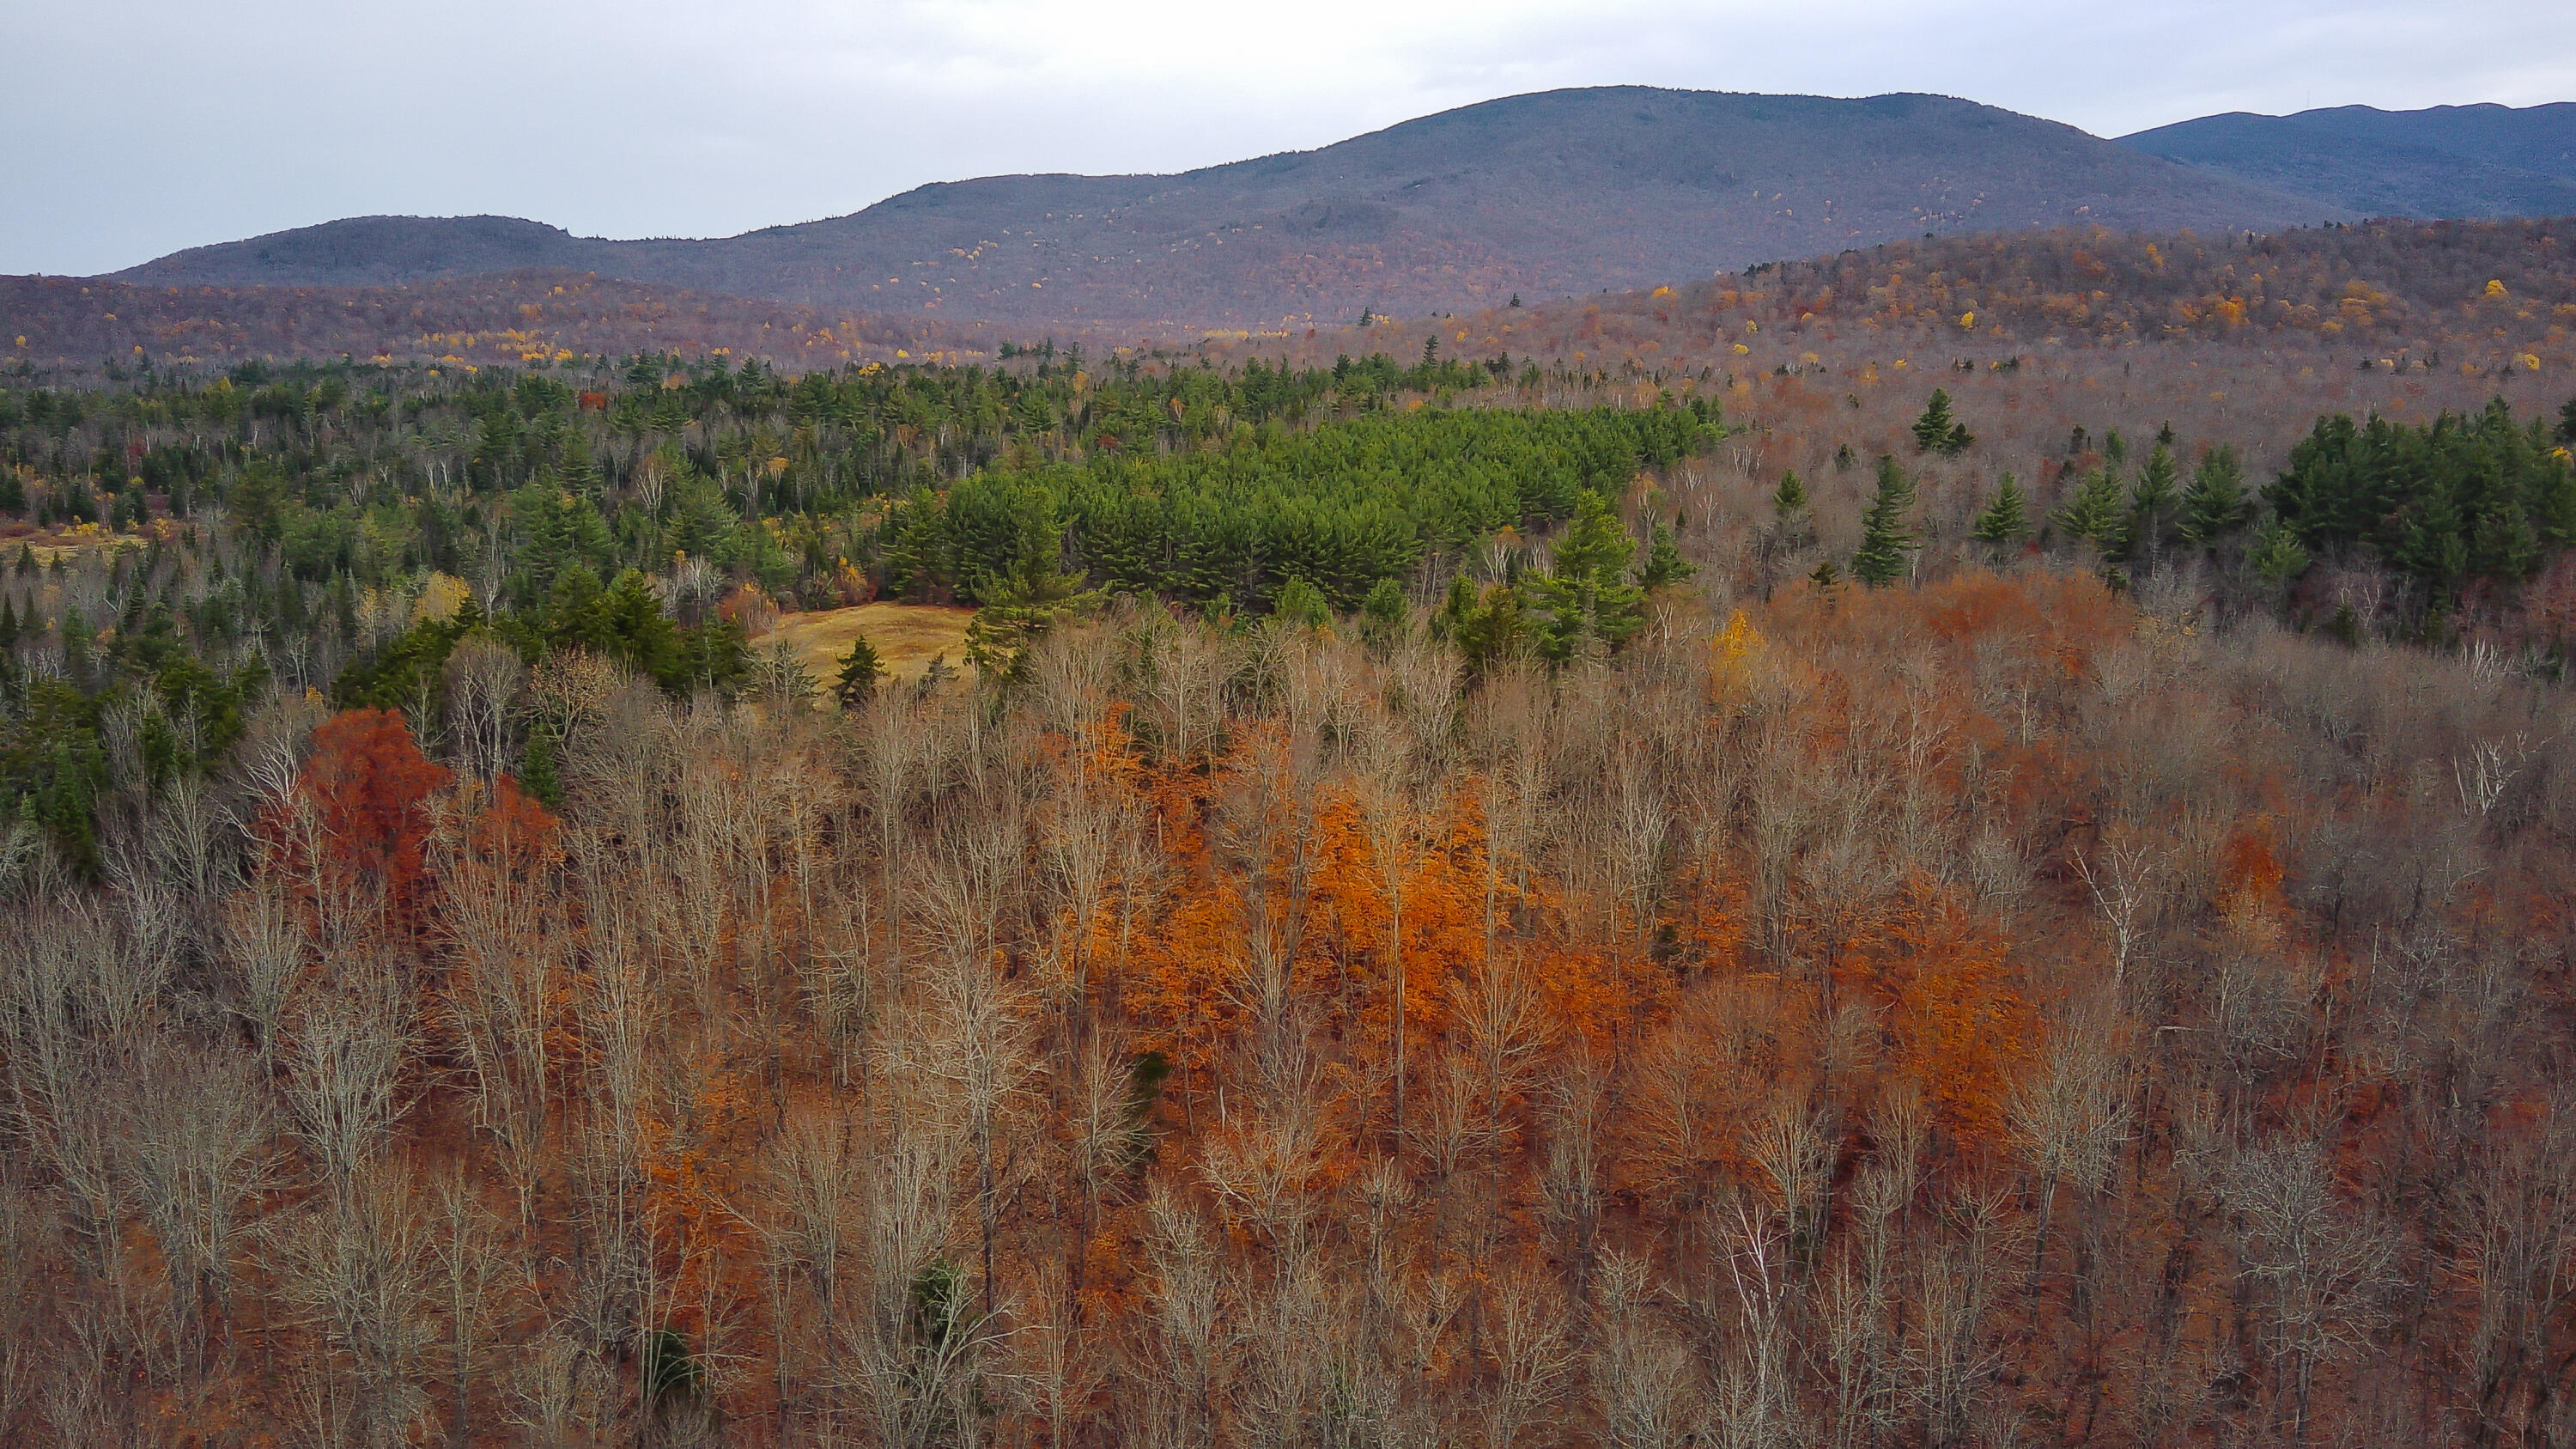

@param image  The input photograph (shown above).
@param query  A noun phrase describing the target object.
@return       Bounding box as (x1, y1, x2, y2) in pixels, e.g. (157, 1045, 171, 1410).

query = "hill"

(105, 87, 2335, 330)
(0, 268, 991, 369)
(2121, 101, 2576, 220)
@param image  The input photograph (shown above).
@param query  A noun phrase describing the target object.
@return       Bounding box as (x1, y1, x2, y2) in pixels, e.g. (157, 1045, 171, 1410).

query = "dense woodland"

(3, 265, 2576, 1448)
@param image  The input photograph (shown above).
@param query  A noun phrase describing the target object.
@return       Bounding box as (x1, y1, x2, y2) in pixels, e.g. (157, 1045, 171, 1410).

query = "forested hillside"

(2122, 102, 2576, 222)
(3, 333, 2576, 1448)
(101, 88, 2329, 330)
(0, 270, 983, 374)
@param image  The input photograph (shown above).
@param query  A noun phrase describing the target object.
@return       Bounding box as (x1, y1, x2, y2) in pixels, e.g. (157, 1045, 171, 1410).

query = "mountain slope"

(109, 88, 2334, 330)
(2120, 102, 2576, 221)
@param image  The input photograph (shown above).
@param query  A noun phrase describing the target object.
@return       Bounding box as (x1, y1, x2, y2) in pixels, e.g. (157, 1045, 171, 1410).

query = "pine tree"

(1851, 455, 1920, 587)
(518, 722, 563, 808)
(962, 512, 1101, 678)
(2129, 443, 2180, 551)
(1436, 575, 1528, 673)
(2179, 446, 2252, 545)
(1272, 576, 1330, 630)
(1912, 389, 1974, 456)
(1529, 490, 1645, 661)
(1360, 576, 1410, 649)
(2248, 518, 2310, 587)
(1971, 473, 2030, 544)
(2054, 466, 2131, 557)
(1637, 519, 1696, 589)
(1773, 470, 1808, 518)
(835, 632, 884, 708)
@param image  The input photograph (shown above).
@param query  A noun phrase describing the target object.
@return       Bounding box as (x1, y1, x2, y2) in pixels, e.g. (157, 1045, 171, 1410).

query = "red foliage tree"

(262, 707, 453, 935)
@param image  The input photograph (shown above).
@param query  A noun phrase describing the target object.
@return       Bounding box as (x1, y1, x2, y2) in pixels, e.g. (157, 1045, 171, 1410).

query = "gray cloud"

(3, 0, 2569, 275)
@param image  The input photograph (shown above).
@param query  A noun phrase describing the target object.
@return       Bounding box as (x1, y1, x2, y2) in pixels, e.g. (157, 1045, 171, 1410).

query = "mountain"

(2120, 102, 2576, 221)
(107, 88, 2335, 332)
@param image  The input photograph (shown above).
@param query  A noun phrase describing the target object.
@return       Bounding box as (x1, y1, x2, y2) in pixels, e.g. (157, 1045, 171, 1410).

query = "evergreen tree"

(1637, 519, 1695, 589)
(2559, 394, 2576, 444)
(1851, 456, 1920, 587)
(1272, 576, 1330, 630)
(1774, 470, 1808, 518)
(834, 632, 884, 708)
(518, 722, 562, 808)
(962, 513, 1101, 679)
(1436, 575, 1528, 674)
(2178, 446, 2252, 545)
(1971, 473, 2030, 544)
(2054, 466, 2131, 557)
(1529, 490, 1644, 661)
(2248, 517, 2311, 588)
(1754, 470, 1818, 599)
(2129, 442, 2180, 551)
(1911, 389, 1974, 455)
(1359, 576, 1410, 649)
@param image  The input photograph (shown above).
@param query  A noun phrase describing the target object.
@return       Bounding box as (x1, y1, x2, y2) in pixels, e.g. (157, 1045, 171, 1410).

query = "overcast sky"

(4, 0, 2571, 276)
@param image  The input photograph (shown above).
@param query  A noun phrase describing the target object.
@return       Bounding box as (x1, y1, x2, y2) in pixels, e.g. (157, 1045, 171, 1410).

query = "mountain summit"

(2119, 102, 2576, 222)
(114, 87, 2333, 330)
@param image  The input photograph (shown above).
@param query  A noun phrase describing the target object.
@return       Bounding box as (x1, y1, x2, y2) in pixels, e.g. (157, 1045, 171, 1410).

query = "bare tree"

(1484, 1261, 1577, 1448)
(222, 878, 310, 1065)
(446, 635, 526, 781)
(122, 1036, 271, 1381)
(1354, 708, 1440, 1151)
(426, 1167, 507, 1449)
(2007, 998, 2133, 1282)
(433, 784, 565, 1227)
(1009, 1263, 1109, 1449)
(1140, 1183, 1227, 1449)
(1540, 1048, 1610, 1306)
(271, 1163, 440, 1449)
(1593, 1249, 1697, 1449)
(2449, 1098, 2576, 1449)
(2222, 1137, 2401, 1439)
(281, 950, 414, 1196)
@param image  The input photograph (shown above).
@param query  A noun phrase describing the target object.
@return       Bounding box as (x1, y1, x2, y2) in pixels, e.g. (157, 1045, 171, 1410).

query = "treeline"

(2015, 393, 2576, 624)
(1699, 217, 2576, 344)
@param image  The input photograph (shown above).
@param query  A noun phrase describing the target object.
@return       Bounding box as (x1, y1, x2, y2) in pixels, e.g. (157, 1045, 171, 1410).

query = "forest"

(2, 324, 2576, 1449)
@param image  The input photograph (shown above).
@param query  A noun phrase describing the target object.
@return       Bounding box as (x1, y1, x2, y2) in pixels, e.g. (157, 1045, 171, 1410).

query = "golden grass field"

(753, 602, 976, 695)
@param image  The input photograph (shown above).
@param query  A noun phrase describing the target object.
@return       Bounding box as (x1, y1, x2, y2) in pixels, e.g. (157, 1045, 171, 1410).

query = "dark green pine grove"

(0, 350, 1721, 870)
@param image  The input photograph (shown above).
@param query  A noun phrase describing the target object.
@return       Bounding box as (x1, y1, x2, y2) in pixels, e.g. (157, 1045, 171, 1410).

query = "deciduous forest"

(3, 231, 2576, 1449)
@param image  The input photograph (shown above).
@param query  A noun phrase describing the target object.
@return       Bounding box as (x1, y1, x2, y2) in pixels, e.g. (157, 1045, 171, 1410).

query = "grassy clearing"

(754, 602, 975, 692)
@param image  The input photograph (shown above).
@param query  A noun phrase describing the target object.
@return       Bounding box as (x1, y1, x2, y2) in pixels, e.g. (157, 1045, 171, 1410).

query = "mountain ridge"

(103, 87, 2340, 330)
(2118, 101, 2576, 221)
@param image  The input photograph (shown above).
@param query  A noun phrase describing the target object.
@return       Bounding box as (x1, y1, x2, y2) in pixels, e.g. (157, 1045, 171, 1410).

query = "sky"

(4, 0, 2572, 277)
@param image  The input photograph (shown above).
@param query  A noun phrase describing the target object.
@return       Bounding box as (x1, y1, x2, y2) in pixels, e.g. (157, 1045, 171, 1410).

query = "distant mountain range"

(30, 88, 2573, 352)
(106, 88, 2334, 332)
(2117, 102, 2576, 222)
